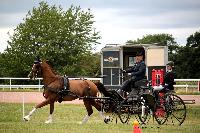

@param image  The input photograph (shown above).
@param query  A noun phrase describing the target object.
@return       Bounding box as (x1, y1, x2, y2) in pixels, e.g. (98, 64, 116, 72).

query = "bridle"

(28, 60, 41, 80)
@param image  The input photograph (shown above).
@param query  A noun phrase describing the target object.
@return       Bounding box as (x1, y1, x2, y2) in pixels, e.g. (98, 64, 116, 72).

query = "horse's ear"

(42, 59, 49, 63)
(34, 56, 42, 64)
(37, 56, 41, 62)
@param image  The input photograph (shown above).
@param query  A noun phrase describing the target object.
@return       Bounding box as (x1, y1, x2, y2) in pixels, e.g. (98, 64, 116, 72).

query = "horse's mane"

(42, 60, 58, 76)
(94, 82, 109, 96)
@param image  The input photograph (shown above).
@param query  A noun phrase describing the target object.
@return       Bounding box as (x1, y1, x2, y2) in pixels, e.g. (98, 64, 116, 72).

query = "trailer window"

(128, 56, 135, 66)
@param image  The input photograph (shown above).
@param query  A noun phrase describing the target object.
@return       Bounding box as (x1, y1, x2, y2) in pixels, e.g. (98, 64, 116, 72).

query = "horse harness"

(43, 76, 91, 103)
(57, 76, 72, 103)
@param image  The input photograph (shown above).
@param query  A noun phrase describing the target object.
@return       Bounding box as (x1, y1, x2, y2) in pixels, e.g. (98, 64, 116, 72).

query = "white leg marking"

(81, 115, 90, 124)
(99, 111, 105, 120)
(24, 108, 37, 121)
(45, 114, 53, 124)
(99, 111, 110, 123)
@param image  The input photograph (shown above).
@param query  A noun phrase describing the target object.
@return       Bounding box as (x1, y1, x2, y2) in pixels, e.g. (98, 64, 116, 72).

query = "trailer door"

(146, 46, 168, 80)
(102, 50, 121, 90)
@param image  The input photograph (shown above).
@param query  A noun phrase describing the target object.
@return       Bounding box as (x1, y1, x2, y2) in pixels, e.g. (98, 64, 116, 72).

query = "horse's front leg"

(45, 102, 54, 124)
(24, 98, 51, 122)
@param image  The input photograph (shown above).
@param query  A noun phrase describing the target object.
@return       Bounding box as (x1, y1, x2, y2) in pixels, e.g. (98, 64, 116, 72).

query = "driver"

(118, 52, 146, 96)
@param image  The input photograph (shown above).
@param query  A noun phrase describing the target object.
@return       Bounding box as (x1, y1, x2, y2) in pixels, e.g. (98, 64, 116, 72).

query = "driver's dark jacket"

(125, 61, 146, 81)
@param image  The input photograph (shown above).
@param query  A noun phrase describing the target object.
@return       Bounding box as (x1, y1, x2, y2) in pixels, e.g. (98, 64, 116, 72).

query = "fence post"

(186, 84, 188, 93)
(10, 78, 12, 91)
(39, 79, 41, 92)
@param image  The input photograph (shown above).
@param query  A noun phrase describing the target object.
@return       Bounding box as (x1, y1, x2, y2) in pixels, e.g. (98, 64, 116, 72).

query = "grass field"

(0, 103, 200, 133)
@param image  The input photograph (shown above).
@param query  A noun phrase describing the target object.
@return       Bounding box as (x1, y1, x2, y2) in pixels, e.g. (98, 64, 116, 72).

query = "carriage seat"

(135, 79, 148, 88)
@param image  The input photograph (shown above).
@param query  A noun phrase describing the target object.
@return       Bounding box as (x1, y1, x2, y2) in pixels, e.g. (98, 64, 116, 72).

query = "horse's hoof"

(78, 121, 82, 125)
(104, 117, 110, 124)
(45, 119, 52, 124)
(23, 115, 30, 121)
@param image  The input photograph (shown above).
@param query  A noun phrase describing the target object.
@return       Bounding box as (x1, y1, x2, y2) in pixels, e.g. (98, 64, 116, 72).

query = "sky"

(0, 0, 200, 52)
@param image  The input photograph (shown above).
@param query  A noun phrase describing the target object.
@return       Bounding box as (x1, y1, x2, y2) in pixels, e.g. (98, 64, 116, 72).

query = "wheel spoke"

(171, 113, 182, 123)
(164, 93, 186, 125)
(118, 104, 130, 124)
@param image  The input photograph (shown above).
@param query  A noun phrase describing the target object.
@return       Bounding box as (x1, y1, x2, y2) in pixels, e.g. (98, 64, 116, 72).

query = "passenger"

(118, 52, 146, 96)
(163, 61, 176, 91)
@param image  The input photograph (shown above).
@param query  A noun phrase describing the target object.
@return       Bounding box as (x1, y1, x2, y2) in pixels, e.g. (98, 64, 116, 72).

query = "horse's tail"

(94, 82, 109, 96)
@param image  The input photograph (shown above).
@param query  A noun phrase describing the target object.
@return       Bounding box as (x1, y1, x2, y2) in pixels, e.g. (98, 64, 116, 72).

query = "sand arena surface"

(0, 92, 83, 104)
(0, 92, 199, 105)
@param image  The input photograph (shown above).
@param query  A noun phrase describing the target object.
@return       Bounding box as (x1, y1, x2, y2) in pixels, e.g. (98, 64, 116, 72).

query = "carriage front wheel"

(117, 102, 130, 124)
(154, 94, 168, 125)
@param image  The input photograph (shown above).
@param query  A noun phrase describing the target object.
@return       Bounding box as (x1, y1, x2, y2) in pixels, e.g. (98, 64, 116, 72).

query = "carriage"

(97, 79, 186, 126)
(97, 44, 186, 125)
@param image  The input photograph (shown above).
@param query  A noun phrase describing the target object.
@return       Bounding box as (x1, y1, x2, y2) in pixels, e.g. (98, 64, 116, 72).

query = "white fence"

(0, 77, 102, 91)
(174, 79, 200, 93)
(0, 77, 199, 92)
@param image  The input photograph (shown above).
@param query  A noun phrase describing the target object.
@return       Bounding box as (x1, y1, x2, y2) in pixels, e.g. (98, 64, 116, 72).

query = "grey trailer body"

(101, 44, 168, 90)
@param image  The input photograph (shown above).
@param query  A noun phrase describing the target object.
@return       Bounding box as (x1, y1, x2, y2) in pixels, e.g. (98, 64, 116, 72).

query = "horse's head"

(28, 58, 42, 80)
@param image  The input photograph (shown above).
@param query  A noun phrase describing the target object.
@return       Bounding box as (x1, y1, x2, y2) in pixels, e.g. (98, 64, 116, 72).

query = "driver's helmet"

(166, 61, 174, 67)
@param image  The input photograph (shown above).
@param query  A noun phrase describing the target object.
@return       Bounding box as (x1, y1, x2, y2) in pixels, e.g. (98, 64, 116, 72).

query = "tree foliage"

(186, 30, 200, 47)
(127, 33, 180, 61)
(175, 30, 200, 78)
(0, 2, 101, 77)
(128, 33, 176, 46)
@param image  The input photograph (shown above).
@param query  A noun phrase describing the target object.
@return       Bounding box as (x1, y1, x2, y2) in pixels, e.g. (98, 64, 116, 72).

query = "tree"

(1, 2, 101, 77)
(128, 33, 176, 46)
(186, 30, 200, 47)
(175, 30, 200, 78)
(127, 33, 180, 61)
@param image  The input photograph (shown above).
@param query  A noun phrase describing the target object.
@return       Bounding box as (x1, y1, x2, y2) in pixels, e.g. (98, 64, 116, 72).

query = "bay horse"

(23, 58, 107, 124)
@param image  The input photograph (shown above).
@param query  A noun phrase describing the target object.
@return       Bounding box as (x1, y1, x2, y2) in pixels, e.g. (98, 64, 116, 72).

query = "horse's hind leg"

(44, 102, 54, 124)
(90, 99, 107, 121)
(82, 99, 93, 124)
(24, 98, 51, 121)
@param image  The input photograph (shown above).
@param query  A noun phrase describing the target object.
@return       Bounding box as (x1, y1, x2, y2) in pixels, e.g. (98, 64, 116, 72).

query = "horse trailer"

(101, 44, 168, 90)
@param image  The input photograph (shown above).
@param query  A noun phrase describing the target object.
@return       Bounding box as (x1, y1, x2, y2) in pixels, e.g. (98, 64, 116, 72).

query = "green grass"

(0, 103, 200, 133)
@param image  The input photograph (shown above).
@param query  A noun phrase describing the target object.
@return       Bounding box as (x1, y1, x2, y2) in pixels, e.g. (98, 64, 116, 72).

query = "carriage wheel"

(118, 104, 130, 124)
(164, 93, 186, 125)
(102, 99, 119, 124)
(154, 95, 168, 125)
(137, 104, 151, 124)
(104, 112, 118, 124)
(102, 99, 117, 113)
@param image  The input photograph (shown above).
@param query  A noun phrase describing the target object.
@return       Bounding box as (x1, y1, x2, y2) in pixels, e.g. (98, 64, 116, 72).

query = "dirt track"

(0, 92, 199, 105)
(0, 92, 83, 104)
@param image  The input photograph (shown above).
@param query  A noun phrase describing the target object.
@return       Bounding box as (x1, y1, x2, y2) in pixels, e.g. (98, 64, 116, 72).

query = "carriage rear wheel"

(164, 93, 186, 125)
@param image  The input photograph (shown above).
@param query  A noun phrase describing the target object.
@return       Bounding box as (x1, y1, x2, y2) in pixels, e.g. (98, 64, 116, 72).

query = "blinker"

(34, 61, 40, 64)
